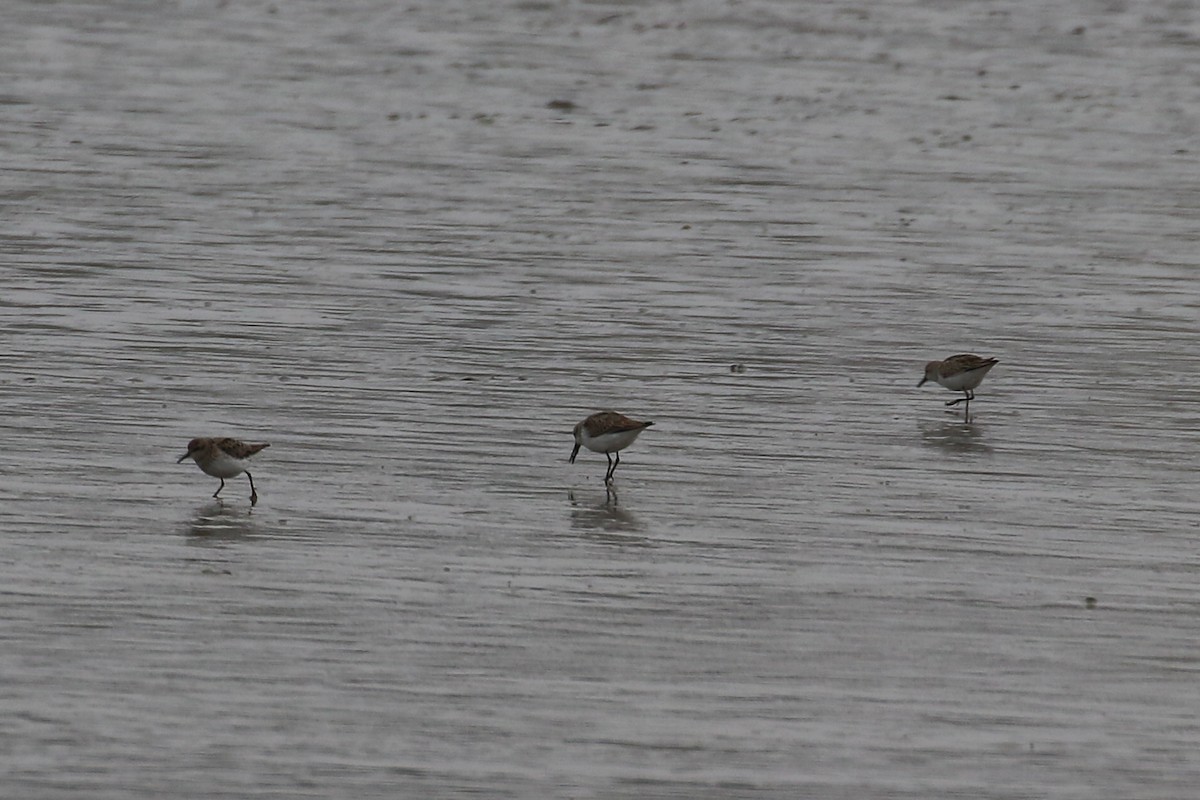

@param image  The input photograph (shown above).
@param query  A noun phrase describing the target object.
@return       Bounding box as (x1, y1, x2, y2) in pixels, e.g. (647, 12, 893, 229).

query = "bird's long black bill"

(916, 378, 927, 387)
(569, 443, 581, 464)
(177, 453, 190, 463)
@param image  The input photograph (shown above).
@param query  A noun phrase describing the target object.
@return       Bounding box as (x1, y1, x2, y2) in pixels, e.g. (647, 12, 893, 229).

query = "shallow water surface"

(3, 1, 1200, 797)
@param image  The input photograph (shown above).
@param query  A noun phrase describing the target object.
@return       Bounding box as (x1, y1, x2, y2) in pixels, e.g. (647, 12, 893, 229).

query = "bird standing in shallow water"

(178, 437, 270, 505)
(918, 354, 999, 419)
(570, 411, 653, 485)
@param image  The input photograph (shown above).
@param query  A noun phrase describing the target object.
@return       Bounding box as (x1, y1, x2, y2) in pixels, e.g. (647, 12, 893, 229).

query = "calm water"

(3, 1, 1200, 797)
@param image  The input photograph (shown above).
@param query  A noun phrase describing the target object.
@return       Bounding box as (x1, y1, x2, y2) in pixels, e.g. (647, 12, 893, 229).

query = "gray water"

(3, 1, 1200, 797)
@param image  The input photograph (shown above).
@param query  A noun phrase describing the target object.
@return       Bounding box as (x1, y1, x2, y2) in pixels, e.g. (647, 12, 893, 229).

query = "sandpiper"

(570, 411, 654, 485)
(918, 354, 999, 418)
(178, 437, 270, 505)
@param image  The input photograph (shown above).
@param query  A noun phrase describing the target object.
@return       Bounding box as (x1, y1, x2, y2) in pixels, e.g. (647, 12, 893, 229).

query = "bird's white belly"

(582, 428, 643, 454)
(938, 371, 984, 391)
(198, 453, 248, 479)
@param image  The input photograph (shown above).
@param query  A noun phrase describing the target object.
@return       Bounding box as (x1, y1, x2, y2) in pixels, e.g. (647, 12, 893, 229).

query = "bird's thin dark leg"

(213, 478, 225, 499)
(946, 388, 976, 408)
(955, 390, 975, 420)
(604, 452, 614, 484)
(247, 471, 258, 505)
(611, 451, 621, 482)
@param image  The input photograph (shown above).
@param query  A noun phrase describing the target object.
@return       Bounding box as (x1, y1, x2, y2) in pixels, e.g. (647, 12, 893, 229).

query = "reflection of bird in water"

(570, 411, 653, 485)
(918, 419, 993, 456)
(566, 490, 645, 540)
(186, 500, 257, 539)
(178, 437, 270, 505)
(918, 354, 999, 420)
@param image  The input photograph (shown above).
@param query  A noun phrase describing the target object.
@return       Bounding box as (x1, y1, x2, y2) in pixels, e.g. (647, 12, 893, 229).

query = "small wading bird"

(570, 411, 654, 485)
(918, 354, 999, 418)
(178, 437, 270, 505)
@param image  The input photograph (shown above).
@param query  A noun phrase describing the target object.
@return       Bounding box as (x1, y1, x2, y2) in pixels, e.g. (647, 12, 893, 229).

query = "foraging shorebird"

(178, 437, 270, 505)
(570, 411, 653, 485)
(918, 354, 999, 418)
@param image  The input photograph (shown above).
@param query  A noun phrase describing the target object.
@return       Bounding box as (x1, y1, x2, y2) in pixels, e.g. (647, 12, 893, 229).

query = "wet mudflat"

(3, 1, 1200, 797)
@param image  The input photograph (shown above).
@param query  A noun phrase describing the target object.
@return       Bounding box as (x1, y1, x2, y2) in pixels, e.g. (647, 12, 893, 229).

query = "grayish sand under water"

(3, 1, 1200, 797)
